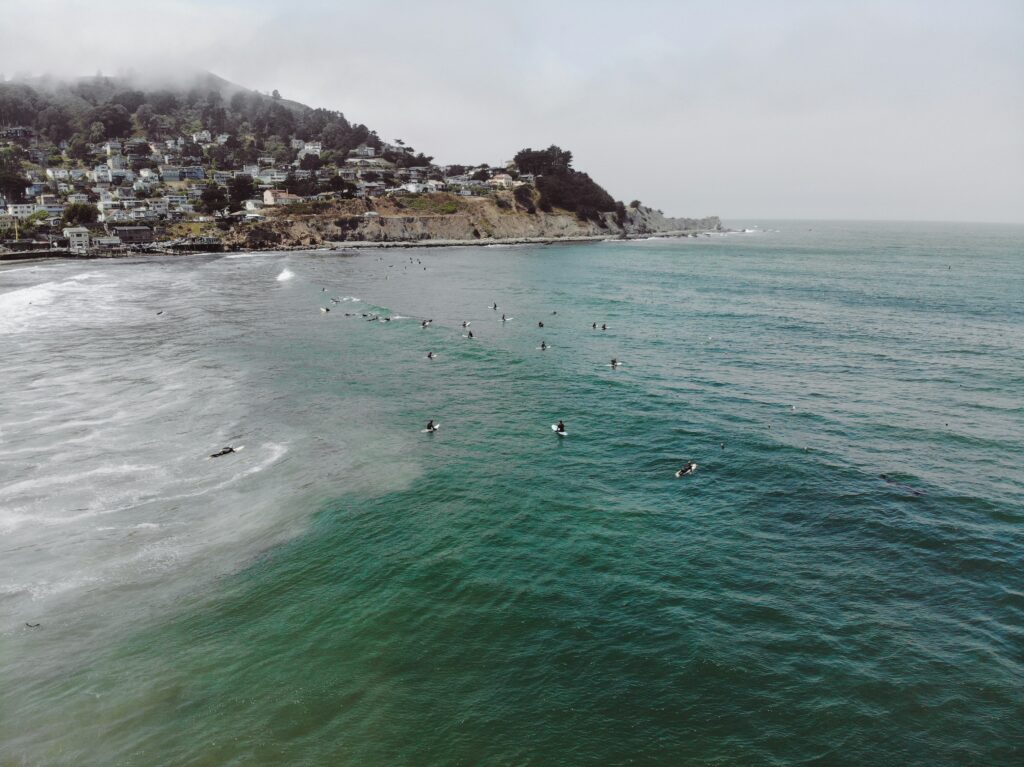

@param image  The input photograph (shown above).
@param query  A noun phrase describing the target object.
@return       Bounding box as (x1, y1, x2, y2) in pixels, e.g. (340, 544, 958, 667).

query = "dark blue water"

(1, 221, 1022, 765)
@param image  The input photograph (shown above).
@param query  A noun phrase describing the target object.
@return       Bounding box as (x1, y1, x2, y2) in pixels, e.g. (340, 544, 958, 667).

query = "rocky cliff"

(221, 193, 721, 250)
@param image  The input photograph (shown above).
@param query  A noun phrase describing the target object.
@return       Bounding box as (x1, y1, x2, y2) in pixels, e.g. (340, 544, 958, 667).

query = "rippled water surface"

(1, 221, 1022, 765)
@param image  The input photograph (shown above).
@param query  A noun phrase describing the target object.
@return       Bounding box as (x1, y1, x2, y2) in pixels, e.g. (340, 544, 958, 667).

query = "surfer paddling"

(675, 461, 697, 478)
(210, 446, 237, 458)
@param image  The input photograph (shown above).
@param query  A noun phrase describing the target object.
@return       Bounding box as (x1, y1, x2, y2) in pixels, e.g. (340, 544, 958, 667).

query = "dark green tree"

(198, 183, 228, 214)
(62, 203, 99, 226)
(227, 174, 256, 211)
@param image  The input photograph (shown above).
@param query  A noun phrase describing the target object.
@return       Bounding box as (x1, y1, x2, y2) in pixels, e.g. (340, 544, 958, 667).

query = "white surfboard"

(537, 346, 551, 350)
(421, 424, 441, 433)
(675, 463, 697, 478)
(551, 425, 567, 436)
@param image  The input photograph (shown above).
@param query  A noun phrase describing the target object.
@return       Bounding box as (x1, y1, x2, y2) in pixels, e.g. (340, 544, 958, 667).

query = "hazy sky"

(2, 0, 1022, 223)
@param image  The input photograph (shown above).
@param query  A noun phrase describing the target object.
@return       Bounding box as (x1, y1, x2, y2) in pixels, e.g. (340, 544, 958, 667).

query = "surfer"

(611, 358, 619, 367)
(426, 420, 437, 432)
(426, 351, 435, 359)
(210, 446, 236, 458)
(556, 420, 566, 434)
(462, 321, 469, 328)
(502, 313, 507, 321)
(540, 341, 547, 350)
(601, 323, 607, 330)
(538, 321, 544, 328)
(676, 461, 697, 478)
(468, 330, 474, 338)
(592, 322, 596, 329)
(492, 302, 498, 310)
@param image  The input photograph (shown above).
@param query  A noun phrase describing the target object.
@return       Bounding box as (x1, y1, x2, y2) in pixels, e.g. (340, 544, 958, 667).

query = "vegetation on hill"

(513, 145, 620, 222)
(0, 72, 379, 168)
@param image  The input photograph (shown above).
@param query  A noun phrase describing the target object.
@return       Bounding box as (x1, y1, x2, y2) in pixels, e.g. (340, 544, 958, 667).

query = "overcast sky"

(2, 0, 1022, 223)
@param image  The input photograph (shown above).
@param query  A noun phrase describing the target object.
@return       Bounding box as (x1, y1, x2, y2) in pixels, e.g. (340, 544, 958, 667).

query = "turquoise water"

(1, 221, 1022, 765)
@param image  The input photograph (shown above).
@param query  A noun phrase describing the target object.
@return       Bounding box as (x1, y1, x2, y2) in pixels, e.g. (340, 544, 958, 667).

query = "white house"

(45, 168, 70, 181)
(263, 189, 302, 206)
(7, 203, 37, 219)
(67, 193, 90, 205)
(487, 173, 515, 190)
(63, 226, 90, 253)
(192, 130, 212, 144)
(350, 145, 376, 158)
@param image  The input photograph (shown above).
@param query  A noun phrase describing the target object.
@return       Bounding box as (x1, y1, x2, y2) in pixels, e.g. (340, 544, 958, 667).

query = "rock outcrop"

(221, 193, 721, 250)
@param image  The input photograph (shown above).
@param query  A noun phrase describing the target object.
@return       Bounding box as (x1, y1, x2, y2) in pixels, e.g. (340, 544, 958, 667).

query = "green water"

(1, 221, 1022, 765)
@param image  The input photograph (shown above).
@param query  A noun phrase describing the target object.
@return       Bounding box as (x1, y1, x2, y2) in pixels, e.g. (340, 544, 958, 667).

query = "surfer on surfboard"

(675, 461, 697, 478)
(210, 446, 237, 458)
(555, 420, 566, 435)
(425, 420, 438, 433)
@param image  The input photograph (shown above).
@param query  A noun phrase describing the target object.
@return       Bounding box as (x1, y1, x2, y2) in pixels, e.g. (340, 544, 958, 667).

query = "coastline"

(0, 228, 723, 261)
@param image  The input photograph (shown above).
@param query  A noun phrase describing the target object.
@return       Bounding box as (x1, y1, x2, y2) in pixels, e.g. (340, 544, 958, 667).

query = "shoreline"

(0, 229, 723, 261)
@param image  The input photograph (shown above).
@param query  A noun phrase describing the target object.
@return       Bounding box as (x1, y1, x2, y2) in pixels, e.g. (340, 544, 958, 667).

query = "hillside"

(0, 72, 720, 253)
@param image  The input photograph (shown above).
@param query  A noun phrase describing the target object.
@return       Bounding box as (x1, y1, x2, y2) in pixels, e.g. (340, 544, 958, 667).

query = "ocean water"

(1, 221, 1022, 766)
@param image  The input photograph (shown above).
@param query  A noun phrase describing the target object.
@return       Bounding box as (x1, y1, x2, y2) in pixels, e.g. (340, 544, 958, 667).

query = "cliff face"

(221, 193, 721, 250)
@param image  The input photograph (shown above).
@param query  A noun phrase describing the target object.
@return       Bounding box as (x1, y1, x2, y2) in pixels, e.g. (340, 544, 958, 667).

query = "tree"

(198, 183, 228, 214)
(328, 176, 356, 196)
(62, 203, 99, 226)
(0, 150, 26, 202)
(513, 145, 573, 176)
(299, 153, 322, 171)
(38, 106, 73, 143)
(629, 200, 641, 209)
(68, 136, 92, 161)
(227, 174, 255, 211)
(272, 89, 281, 100)
(471, 168, 490, 182)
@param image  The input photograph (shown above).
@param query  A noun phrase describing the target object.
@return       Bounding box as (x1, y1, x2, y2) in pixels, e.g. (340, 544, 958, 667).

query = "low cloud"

(2, 0, 1021, 222)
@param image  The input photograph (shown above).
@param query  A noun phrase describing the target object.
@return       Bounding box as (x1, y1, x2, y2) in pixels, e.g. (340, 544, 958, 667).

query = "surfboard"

(463, 334, 475, 339)
(675, 464, 697, 478)
(537, 346, 551, 350)
(421, 424, 441, 433)
(551, 425, 567, 436)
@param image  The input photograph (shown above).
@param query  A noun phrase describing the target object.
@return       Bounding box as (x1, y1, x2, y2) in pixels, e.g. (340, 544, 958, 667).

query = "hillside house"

(263, 189, 302, 206)
(63, 226, 90, 253)
(110, 225, 153, 244)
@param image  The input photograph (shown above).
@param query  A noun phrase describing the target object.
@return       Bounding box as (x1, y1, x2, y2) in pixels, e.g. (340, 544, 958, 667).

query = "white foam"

(276, 268, 294, 281)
